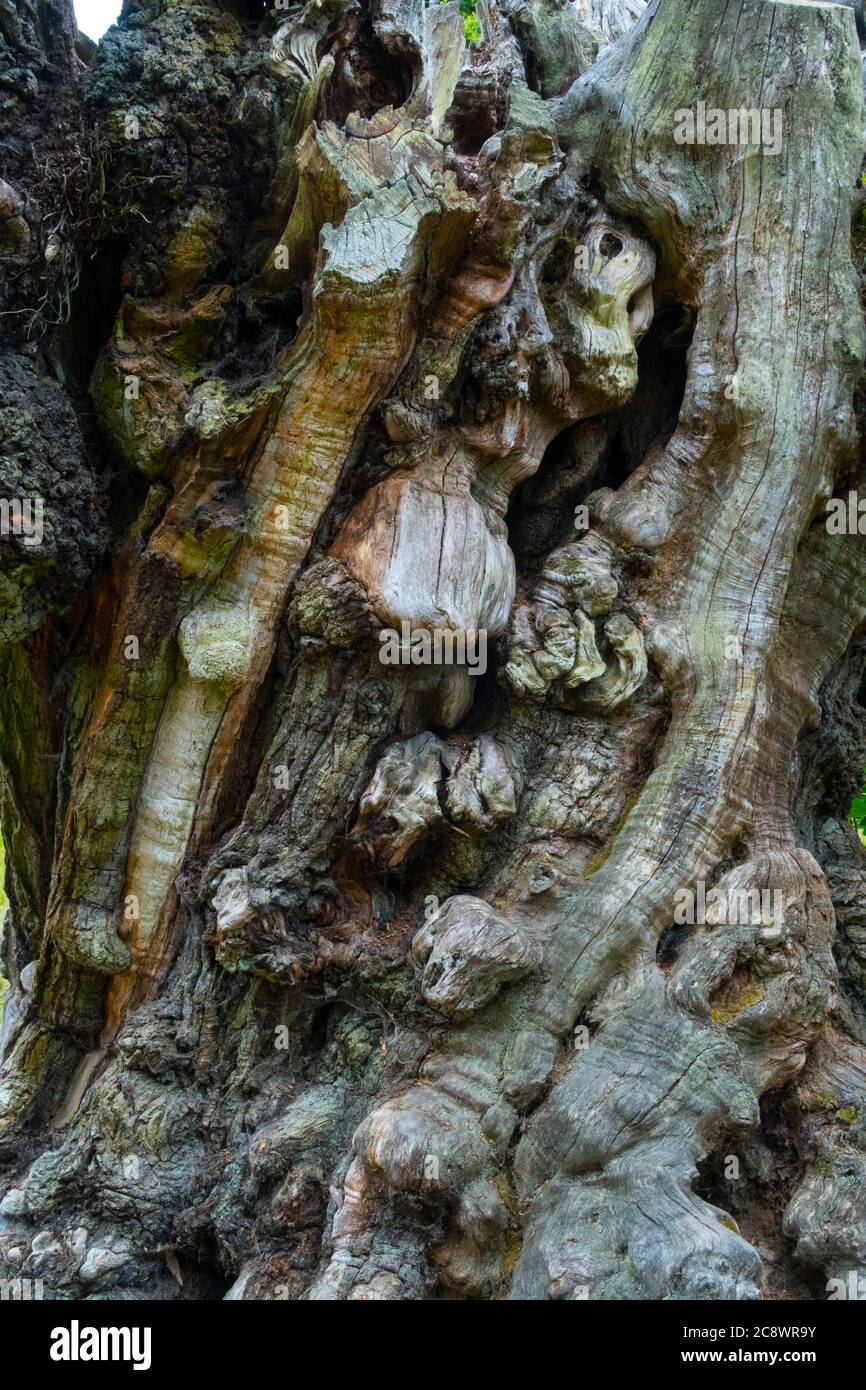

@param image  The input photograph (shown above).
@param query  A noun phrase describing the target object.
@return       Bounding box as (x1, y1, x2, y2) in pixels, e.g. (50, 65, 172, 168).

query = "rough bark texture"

(2, 0, 866, 1302)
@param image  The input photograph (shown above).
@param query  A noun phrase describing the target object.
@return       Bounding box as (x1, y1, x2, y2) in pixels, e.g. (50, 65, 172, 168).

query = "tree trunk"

(2, 0, 866, 1302)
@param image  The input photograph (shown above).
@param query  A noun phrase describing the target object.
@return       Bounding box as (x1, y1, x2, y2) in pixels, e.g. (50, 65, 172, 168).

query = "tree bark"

(1, 0, 866, 1302)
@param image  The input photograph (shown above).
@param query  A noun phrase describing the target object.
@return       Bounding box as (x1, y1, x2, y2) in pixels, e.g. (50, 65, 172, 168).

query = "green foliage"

(436, 0, 481, 44)
(851, 779, 866, 840)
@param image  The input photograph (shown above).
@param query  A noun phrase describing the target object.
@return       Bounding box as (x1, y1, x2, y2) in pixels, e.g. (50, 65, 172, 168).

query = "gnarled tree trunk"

(2, 0, 866, 1302)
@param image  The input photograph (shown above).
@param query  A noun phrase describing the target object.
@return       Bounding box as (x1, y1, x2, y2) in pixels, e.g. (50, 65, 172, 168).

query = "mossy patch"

(499, 1231, 523, 1283)
(711, 981, 764, 1024)
(163, 205, 217, 300)
(583, 787, 641, 879)
(492, 1171, 519, 1219)
(813, 1089, 841, 1111)
(835, 1105, 859, 1125)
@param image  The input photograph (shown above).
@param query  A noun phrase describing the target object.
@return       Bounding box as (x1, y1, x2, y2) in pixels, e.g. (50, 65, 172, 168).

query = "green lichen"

(813, 1089, 841, 1110)
(710, 982, 764, 1024)
(232, 991, 253, 1030)
(583, 788, 641, 879)
(161, 316, 220, 377)
(163, 206, 217, 301)
(499, 1232, 523, 1284)
(492, 1171, 519, 1218)
(22, 1028, 51, 1079)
